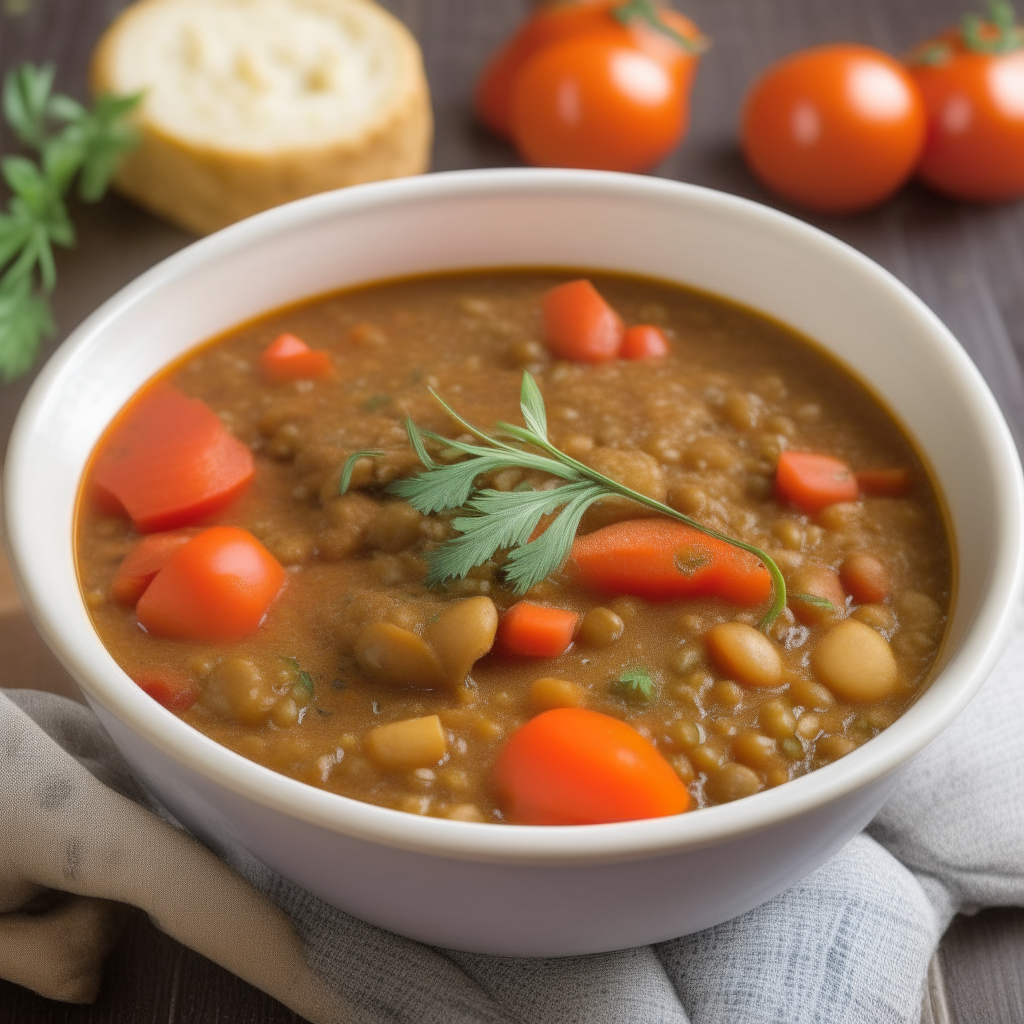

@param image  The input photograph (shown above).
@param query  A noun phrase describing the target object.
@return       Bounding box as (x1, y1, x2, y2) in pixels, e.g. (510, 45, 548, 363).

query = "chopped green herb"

(613, 666, 656, 702)
(361, 393, 391, 412)
(281, 655, 315, 695)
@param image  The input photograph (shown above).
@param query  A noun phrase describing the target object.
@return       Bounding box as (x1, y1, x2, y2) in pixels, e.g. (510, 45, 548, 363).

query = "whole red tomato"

(742, 44, 927, 213)
(509, 28, 689, 171)
(908, 3, 1024, 202)
(475, 1, 706, 171)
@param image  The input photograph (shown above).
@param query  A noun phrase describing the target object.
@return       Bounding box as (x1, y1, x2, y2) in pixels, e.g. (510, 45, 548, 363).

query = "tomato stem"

(962, 0, 1024, 53)
(611, 0, 709, 54)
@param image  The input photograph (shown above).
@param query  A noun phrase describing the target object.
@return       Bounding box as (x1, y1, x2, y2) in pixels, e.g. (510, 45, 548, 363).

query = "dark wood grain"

(2, 1, 1024, 1022)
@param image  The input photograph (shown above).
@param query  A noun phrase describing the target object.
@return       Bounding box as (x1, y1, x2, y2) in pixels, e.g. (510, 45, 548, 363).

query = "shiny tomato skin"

(494, 708, 691, 825)
(510, 29, 687, 172)
(910, 36, 1024, 202)
(475, 1, 702, 139)
(742, 44, 927, 213)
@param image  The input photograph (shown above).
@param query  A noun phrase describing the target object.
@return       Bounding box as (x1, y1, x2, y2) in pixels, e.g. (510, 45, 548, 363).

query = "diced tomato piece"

(855, 468, 911, 498)
(110, 532, 194, 605)
(571, 519, 772, 605)
(498, 602, 579, 657)
(91, 383, 254, 533)
(259, 333, 332, 383)
(621, 324, 670, 359)
(494, 708, 691, 824)
(775, 451, 858, 513)
(542, 280, 625, 362)
(136, 526, 286, 642)
(132, 670, 199, 712)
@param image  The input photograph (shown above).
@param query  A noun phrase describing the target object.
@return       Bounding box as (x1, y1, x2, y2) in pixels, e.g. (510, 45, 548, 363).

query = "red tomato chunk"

(111, 532, 193, 605)
(136, 526, 286, 642)
(542, 279, 624, 362)
(132, 670, 199, 712)
(621, 324, 670, 359)
(91, 384, 254, 533)
(260, 333, 332, 382)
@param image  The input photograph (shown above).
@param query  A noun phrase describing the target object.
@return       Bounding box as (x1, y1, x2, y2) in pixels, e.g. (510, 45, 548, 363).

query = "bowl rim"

(6, 166, 1023, 865)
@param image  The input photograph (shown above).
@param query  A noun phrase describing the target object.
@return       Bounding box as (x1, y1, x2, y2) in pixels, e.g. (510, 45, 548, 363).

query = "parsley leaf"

(354, 372, 788, 630)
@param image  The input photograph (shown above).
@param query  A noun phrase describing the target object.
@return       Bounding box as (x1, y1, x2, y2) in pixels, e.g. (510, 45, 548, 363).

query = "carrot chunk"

(498, 602, 579, 657)
(775, 451, 858, 514)
(855, 468, 911, 498)
(132, 670, 199, 712)
(91, 383, 254, 533)
(621, 324, 670, 359)
(136, 526, 286, 642)
(260, 333, 332, 382)
(570, 519, 772, 605)
(494, 708, 690, 825)
(542, 280, 624, 363)
(110, 532, 194, 605)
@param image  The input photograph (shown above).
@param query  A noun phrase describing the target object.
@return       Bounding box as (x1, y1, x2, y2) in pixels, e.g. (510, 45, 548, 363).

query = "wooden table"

(1, 1, 1023, 1021)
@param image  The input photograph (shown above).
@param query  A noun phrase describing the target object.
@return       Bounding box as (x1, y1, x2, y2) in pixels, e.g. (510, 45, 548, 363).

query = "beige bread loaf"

(91, 0, 432, 234)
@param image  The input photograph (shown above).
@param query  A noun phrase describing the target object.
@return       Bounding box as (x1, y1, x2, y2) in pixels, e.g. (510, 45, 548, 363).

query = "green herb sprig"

(0, 63, 141, 381)
(342, 373, 788, 631)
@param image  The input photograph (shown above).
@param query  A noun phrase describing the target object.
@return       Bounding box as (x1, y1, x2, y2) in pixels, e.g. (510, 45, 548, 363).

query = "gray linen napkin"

(3, 606, 1024, 1023)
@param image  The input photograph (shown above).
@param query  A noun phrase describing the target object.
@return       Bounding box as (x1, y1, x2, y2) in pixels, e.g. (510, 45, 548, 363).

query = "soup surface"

(76, 270, 952, 823)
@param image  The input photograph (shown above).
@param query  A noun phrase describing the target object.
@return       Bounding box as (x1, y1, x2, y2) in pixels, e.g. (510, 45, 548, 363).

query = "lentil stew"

(76, 269, 953, 824)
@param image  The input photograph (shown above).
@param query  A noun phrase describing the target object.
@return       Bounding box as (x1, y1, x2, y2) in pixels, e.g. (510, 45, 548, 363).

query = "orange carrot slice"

(494, 708, 690, 824)
(775, 451, 858, 513)
(570, 519, 772, 605)
(498, 601, 579, 657)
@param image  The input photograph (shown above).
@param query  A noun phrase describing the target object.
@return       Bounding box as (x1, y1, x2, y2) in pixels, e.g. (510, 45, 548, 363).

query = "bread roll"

(91, 0, 432, 234)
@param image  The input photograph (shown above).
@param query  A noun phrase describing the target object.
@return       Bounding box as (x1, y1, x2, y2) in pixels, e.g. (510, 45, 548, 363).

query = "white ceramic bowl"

(6, 169, 1022, 956)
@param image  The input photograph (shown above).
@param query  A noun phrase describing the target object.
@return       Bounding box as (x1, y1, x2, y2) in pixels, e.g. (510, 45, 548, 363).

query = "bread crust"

(91, 0, 433, 235)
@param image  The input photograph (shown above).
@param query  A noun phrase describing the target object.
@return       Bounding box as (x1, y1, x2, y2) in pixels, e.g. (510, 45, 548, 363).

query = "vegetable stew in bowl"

(76, 269, 951, 826)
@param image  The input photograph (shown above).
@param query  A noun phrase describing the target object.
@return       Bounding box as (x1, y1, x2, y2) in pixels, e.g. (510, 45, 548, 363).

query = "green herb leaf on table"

(613, 666, 656, 702)
(0, 63, 141, 381)
(359, 371, 788, 630)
